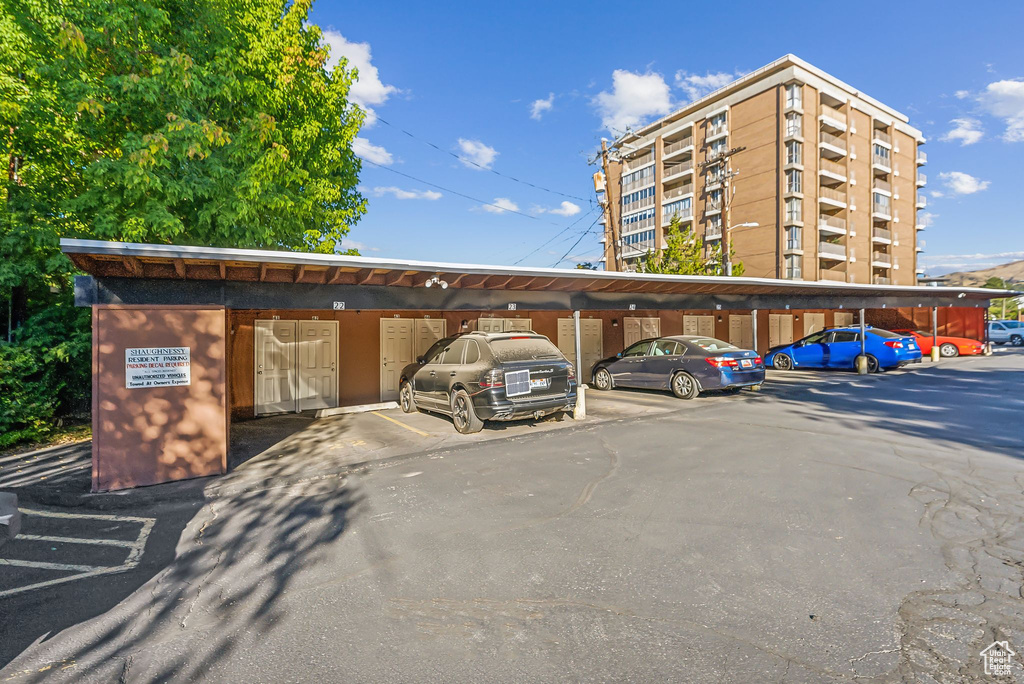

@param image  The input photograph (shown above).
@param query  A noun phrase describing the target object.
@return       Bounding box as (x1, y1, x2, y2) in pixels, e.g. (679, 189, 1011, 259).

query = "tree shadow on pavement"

(755, 357, 1024, 459)
(1, 464, 362, 681)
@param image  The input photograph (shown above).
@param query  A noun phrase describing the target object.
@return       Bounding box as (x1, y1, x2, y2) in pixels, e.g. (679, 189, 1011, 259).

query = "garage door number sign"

(125, 347, 191, 389)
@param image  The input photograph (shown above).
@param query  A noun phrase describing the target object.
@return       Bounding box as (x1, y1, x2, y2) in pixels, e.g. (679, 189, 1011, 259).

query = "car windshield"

(690, 337, 738, 352)
(489, 337, 564, 362)
(1001, 321, 1024, 329)
(869, 329, 904, 339)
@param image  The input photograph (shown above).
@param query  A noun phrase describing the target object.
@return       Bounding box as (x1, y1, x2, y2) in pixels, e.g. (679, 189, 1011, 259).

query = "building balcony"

(705, 224, 723, 241)
(873, 178, 892, 195)
(784, 239, 803, 255)
(818, 241, 847, 261)
(917, 150, 927, 165)
(819, 157, 847, 181)
(872, 154, 892, 172)
(872, 202, 892, 220)
(661, 161, 693, 183)
(916, 242, 924, 253)
(663, 183, 694, 201)
(622, 197, 655, 214)
(622, 216, 656, 233)
(916, 172, 927, 187)
(916, 195, 927, 209)
(661, 206, 694, 226)
(818, 104, 847, 131)
(818, 268, 847, 282)
(871, 251, 892, 267)
(663, 136, 694, 159)
(819, 131, 847, 157)
(705, 123, 728, 142)
(873, 276, 892, 285)
(872, 129, 892, 146)
(871, 226, 892, 244)
(818, 214, 847, 236)
(622, 177, 654, 194)
(623, 152, 654, 172)
(705, 199, 722, 215)
(818, 186, 847, 208)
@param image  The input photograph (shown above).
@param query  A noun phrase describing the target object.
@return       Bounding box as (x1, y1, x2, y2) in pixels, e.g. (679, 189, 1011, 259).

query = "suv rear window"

(489, 337, 564, 362)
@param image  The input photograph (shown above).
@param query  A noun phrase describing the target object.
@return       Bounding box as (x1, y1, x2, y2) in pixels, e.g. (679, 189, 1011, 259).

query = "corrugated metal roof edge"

(59, 239, 1015, 299)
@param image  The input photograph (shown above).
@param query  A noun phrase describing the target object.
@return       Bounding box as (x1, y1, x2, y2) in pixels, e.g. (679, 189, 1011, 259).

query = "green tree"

(639, 216, 744, 276)
(982, 277, 1023, 319)
(1, 0, 367, 443)
(575, 262, 598, 270)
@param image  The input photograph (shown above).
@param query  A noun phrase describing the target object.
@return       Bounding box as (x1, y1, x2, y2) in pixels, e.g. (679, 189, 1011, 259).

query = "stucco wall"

(92, 306, 227, 491)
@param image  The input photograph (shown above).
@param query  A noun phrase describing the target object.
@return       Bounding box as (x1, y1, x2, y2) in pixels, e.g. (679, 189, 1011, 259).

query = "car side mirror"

(616, 352, 622, 358)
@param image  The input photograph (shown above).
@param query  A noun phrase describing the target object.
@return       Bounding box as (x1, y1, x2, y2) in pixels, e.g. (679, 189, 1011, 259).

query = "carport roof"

(61, 239, 1012, 301)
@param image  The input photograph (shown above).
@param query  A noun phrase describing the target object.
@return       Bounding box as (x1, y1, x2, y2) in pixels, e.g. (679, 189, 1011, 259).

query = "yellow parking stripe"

(371, 411, 431, 437)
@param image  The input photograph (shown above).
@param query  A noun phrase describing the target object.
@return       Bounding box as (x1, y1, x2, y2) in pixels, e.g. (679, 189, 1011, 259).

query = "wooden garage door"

(557, 318, 604, 377)
(683, 315, 715, 337)
(624, 317, 660, 347)
(728, 315, 753, 350)
(380, 318, 415, 401)
(834, 311, 855, 327)
(804, 313, 826, 337)
(769, 314, 794, 348)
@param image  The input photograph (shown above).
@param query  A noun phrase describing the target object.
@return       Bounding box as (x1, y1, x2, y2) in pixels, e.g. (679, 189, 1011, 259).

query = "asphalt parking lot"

(2, 350, 1023, 682)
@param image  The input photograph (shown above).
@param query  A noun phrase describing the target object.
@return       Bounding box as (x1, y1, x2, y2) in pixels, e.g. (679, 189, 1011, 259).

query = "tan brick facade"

(599, 55, 925, 285)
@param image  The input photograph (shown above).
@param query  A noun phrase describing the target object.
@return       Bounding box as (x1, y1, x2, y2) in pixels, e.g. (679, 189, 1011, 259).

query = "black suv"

(399, 332, 577, 433)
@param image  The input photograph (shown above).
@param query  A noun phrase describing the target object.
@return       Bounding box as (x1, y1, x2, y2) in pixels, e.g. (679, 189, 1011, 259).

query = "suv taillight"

(705, 357, 739, 369)
(479, 369, 504, 388)
(884, 340, 903, 349)
(567, 365, 576, 381)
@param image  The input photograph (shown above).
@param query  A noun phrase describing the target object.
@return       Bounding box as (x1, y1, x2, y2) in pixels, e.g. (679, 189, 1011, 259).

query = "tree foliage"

(639, 216, 745, 276)
(983, 277, 1023, 319)
(1, 0, 367, 444)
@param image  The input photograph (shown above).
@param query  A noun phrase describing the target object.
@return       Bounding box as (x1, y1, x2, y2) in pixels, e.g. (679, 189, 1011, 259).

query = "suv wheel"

(593, 368, 613, 390)
(451, 389, 483, 434)
(1012, 335, 1023, 347)
(400, 382, 417, 413)
(939, 343, 959, 358)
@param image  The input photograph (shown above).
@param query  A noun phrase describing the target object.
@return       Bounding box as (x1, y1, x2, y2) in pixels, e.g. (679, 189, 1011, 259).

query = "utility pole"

(700, 145, 745, 276)
(593, 141, 623, 272)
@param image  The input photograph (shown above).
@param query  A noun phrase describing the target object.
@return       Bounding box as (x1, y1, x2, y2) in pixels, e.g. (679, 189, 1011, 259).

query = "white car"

(988, 320, 1024, 347)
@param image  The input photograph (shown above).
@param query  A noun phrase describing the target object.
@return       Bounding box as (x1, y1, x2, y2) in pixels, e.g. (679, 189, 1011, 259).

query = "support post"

(751, 309, 758, 354)
(856, 308, 868, 374)
(572, 310, 586, 419)
(930, 306, 940, 362)
(984, 308, 993, 356)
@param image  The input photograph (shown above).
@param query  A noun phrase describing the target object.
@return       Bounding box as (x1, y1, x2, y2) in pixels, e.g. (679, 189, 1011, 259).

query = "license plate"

(530, 378, 549, 390)
(740, 359, 753, 368)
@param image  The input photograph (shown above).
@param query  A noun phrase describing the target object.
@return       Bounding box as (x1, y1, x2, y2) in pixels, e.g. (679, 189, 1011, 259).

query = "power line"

(551, 215, 602, 268)
(361, 158, 564, 224)
(375, 116, 593, 205)
(511, 206, 599, 265)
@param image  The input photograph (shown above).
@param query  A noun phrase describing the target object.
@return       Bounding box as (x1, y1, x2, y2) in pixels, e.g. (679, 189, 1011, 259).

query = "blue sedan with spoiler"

(591, 335, 765, 399)
(764, 326, 922, 373)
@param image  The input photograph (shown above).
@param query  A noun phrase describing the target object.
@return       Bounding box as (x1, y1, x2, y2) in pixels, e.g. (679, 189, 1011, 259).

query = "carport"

(63, 239, 1006, 491)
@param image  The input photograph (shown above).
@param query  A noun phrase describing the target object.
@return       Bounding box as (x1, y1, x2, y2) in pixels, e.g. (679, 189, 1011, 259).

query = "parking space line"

(0, 508, 155, 599)
(371, 412, 431, 437)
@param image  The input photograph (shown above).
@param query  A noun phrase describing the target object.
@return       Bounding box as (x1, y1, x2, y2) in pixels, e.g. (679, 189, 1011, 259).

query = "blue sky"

(309, 1, 1024, 276)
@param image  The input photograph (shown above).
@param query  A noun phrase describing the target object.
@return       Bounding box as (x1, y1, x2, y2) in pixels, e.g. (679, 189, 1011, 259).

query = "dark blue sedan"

(591, 336, 765, 399)
(764, 326, 922, 373)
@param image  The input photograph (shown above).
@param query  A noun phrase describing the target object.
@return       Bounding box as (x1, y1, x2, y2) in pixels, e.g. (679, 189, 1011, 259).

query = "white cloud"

(978, 79, 1024, 142)
(456, 138, 498, 170)
(352, 137, 392, 165)
(530, 93, 555, 120)
(930, 190, 944, 198)
(342, 239, 380, 253)
(535, 201, 581, 217)
(939, 171, 990, 195)
(675, 70, 742, 102)
(926, 250, 1024, 261)
(592, 70, 673, 134)
(321, 30, 398, 126)
(370, 186, 441, 201)
(941, 117, 984, 145)
(918, 211, 937, 228)
(481, 197, 519, 214)
(954, 89, 970, 99)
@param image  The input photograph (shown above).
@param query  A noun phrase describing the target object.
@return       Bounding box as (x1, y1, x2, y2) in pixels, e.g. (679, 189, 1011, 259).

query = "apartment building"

(596, 54, 926, 285)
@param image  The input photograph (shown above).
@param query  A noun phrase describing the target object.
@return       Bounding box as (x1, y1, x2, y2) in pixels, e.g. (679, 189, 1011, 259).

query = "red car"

(892, 329, 984, 357)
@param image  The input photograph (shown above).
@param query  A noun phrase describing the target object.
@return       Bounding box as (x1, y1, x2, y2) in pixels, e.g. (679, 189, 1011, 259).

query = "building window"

(873, 144, 890, 165)
(785, 83, 802, 109)
(710, 138, 727, 158)
(708, 189, 722, 210)
(706, 162, 724, 184)
(785, 255, 802, 279)
(708, 214, 722, 230)
(785, 140, 802, 165)
(873, 192, 890, 214)
(709, 112, 727, 129)
(785, 112, 802, 137)
(785, 225, 802, 250)
(785, 169, 802, 194)
(785, 197, 802, 223)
